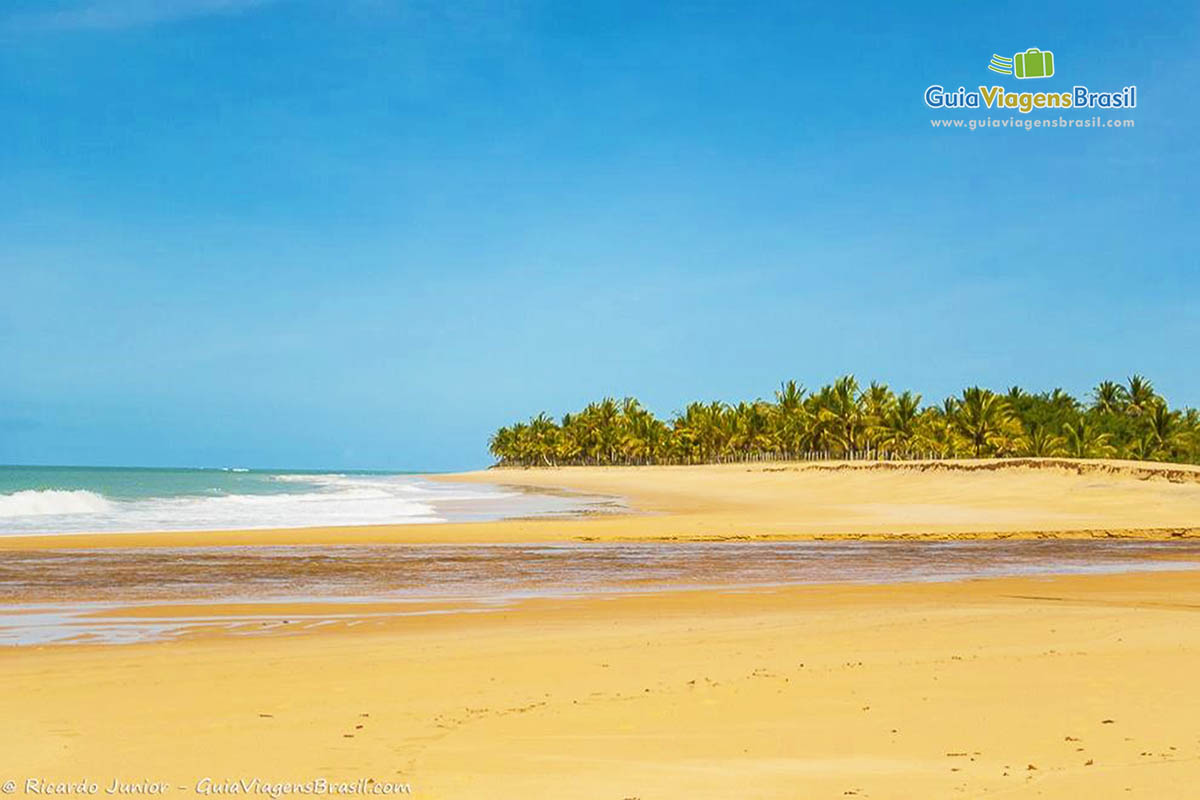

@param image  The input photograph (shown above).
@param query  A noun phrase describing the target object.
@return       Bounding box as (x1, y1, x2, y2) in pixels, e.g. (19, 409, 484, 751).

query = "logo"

(988, 54, 1013, 75)
(924, 46, 1136, 115)
(989, 48, 1055, 79)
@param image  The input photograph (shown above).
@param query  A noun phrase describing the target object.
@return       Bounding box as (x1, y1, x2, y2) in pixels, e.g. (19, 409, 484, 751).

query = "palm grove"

(489, 376, 1200, 467)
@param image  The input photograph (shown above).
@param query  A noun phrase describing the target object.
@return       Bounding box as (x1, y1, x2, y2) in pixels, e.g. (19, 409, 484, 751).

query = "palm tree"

(673, 401, 727, 463)
(489, 425, 516, 465)
(860, 382, 896, 451)
(1144, 401, 1182, 460)
(1018, 421, 1066, 457)
(1092, 380, 1128, 414)
(918, 406, 960, 459)
(772, 381, 809, 458)
(510, 421, 530, 464)
(621, 401, 667, 465)
(1126, 375, 1157, 417)
(775, 380, 805, 413)
(1047, 388, 1081, 416)
(819, 374, 865, 456)
(490, 375, 1198, 467)
(880, 391, 922, 457)
(525, 412, 558, 466)
(589, 398, 622, 464)
(557, 413, 585, 464)
(953, 387, 1013, 457)
(1062, 415, 1115, 459)
(1125, 430, 1162, 461)
(1181, 409, 1200, 462)
(728, 401, 774, 460)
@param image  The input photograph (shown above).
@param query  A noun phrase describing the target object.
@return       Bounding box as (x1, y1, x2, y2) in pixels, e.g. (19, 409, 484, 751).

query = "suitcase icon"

(1014, 48, 1054, 79)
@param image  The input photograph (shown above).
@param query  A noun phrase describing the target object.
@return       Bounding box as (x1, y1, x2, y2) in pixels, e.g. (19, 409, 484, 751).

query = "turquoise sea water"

(0, 465, 411, 501)
(0, 465, 617, 535)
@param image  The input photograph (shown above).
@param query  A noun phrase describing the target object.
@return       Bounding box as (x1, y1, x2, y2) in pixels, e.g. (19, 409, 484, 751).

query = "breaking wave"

(0, 470, 615, 536)
(0, 489, 114, 518)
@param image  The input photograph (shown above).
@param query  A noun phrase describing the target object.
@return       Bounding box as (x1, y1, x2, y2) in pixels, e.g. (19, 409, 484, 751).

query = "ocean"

(0, 465, 616, 535)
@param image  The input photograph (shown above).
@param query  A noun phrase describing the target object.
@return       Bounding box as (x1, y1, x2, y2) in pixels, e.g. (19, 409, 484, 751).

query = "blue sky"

(1, 0, 1197, 471)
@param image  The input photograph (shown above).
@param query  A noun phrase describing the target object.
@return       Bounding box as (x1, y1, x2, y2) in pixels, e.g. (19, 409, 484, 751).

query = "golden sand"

(3, 570, 1200, 798)
(3, 457, 1200, 550)
(4, 460, 1200, 798)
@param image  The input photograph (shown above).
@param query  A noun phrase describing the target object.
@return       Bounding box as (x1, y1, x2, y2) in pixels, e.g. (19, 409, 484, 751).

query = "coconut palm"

(1126, 375, 1158, 417)
(728, 401, 775, 460)
(772, 381, 810, 458)
(1144, 401, 1183, 460)
(522, 412, 556, 466)
(860, 382, 896, 451)
(1062, 415, 1115, 459)
(1092, 381, 1128, 415)
(489, 425, 517, 464)
(953, 387, 1014, 457)
(621, 402, 667, 465)
(775, 380, 806, 413)
(1018, 421, 1066, 457)
(818, 375, 867, 456)
(1181, 409, 1200, 462)
(1125, 431, 1163, 461)
(489, 375, 1198, 467)
(556, 413, 585, 464)
(918, 406, 960, 459)
(879, 391, 922, 457)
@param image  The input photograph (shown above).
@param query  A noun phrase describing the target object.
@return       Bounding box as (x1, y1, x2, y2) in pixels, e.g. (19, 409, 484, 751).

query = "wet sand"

(3, 539, 1198, 644)
(4, 570, 1200, 798)
(5, 460, 1200, 797)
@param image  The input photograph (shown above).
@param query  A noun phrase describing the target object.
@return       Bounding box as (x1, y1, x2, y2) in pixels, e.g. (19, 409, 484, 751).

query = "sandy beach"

(3, 569, 1200, 798)
(3, 458, 1200, 550)
(3, 461, 1200, 797)
(6, 0, 1191, 793)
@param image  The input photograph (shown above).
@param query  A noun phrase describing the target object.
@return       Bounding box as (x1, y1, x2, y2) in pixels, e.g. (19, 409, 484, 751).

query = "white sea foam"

(0, 473, 617, 536)
(0, 489, 114, 518)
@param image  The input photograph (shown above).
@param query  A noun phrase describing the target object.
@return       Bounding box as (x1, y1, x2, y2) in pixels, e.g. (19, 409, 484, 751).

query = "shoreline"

(4, 457, 1200, 549)
(2, 525, 1200, 552)
(6, 563, 1200, 648)
(7, 463, 1200, 795)
(5, 539, 1199, 637)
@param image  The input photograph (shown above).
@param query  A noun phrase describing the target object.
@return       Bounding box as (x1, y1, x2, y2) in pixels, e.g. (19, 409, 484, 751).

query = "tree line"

(489, 375, 1200, 467)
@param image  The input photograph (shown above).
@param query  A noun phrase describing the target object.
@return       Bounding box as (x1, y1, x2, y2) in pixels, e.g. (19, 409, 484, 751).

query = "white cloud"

(14, 0, 285, 31)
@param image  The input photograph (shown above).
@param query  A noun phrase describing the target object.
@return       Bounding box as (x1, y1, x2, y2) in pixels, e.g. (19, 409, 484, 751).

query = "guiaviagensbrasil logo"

(925, 47, 1136, 116)
(988, 48, 1054, 79)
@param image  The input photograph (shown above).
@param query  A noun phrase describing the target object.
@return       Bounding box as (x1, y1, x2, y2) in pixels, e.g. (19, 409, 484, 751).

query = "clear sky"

(1, 0, 1196, 471)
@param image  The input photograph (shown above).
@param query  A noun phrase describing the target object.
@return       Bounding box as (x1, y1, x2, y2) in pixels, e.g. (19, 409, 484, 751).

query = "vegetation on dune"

(489, 375, 1200, 467)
